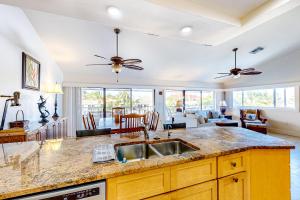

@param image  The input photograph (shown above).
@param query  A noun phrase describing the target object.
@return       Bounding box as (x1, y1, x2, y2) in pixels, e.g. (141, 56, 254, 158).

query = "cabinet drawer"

(218, 152, 248, 178)
(170, 158, 216, 190)
(218, 172, 249, 200)
(107, 167, 170, 200)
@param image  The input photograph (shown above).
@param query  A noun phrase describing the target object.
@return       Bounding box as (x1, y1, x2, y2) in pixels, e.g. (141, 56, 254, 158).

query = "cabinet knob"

(231, 162, 237, 167)
(233, 177, 239, 183)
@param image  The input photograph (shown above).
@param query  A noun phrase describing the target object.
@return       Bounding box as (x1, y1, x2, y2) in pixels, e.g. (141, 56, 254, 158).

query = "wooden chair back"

(82, 115, 91, 130)
(89, 112, 96, 130)
(149, 111, 160, 131)
(145, 111, 152, 125)
(120, 113, 146, 133)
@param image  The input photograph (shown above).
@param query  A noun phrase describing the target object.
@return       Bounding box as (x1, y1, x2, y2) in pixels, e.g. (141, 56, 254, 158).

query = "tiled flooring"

(270, 133, 300, 200)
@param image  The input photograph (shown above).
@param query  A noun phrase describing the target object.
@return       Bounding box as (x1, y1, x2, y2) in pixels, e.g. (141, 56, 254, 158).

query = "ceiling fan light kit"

(215, 48, 262, 79)
(86, 28, 144, 82)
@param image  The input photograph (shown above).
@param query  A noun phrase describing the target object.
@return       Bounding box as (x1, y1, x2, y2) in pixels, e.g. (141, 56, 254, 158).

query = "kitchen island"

(0, 127, 294, 199)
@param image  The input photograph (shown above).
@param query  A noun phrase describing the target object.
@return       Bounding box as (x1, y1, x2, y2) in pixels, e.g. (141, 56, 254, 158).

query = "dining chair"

(149, 111, 160, 131)
(89, 112, 97, 130)
(76, 128, 112, 137)
(82, 115, 91, 130)
(119, 113, 146, 133)
(145, 111, 153, 125)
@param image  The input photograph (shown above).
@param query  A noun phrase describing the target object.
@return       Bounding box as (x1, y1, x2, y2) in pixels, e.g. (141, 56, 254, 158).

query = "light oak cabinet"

(218, 172, 249, 200)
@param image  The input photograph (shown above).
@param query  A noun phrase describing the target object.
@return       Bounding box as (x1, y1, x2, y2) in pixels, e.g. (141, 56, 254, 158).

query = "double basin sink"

(115, 139, 198, 163)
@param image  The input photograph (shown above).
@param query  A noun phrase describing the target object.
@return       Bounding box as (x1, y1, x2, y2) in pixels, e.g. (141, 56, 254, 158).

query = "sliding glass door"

(81, 88, 104, 123)
(81, 88, 154, 118)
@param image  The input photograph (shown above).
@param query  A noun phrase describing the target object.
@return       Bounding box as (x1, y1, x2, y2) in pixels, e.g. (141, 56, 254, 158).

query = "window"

(106, 89, 131, 117)
(185, 91, 201, 111)
(286, 87, 295, 108)
(165, 90, 216, 114)
(165, 90, 183, 114)
(132, 89, 154, 114)
(275, 88, 285, 108)
(202, 91, 215, 110)
(243, 89, 274, 107)
(81, 88, 104, 123)
(233, 87, 296, 109)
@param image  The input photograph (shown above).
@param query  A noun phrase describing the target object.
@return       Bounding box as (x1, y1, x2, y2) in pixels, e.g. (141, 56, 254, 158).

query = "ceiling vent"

(249, 47, 264, 54)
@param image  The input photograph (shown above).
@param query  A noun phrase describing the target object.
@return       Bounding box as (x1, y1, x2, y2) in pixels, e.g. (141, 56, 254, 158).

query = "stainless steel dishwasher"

(15, 181, 106, 200)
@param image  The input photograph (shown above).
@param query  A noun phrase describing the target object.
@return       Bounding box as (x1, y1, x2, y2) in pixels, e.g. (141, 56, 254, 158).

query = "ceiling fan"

(215, 48, 262, 79)
(86, 28, 143, 82)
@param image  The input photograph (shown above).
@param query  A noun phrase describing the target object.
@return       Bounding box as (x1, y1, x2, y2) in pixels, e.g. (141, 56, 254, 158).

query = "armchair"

(240, 109, 267, 128)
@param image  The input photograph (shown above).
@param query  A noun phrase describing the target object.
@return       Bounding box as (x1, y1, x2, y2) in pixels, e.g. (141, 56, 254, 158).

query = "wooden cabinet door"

(218, 172, 249, 200)
(107, 167, 170, 200)
(145, 181, 217, 200)
(170, 158, 216, 190)
(145, 194, 171, 200)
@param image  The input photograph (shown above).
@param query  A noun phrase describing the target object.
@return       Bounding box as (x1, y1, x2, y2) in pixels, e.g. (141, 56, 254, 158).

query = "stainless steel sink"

(150, 140, 197, 156)
(115, 140, 198, 163)
(115, 143, 161, 163)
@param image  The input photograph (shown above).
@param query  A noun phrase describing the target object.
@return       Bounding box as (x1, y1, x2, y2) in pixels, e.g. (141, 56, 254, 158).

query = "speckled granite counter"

(0, 127, 294, 199)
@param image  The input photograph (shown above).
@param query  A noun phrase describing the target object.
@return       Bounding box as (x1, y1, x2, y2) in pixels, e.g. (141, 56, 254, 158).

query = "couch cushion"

(208, 111, 220, 119)
(243, 119, 262, 124)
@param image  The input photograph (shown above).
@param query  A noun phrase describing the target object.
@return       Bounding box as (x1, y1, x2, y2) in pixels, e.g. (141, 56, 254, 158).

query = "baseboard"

(268, 127, 300, 137)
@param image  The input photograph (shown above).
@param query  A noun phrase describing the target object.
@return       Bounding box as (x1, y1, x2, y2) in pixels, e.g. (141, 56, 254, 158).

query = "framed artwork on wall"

(22, 52, 41, 91)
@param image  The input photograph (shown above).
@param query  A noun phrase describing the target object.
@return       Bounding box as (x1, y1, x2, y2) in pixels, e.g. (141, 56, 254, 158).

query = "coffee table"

(214, 119, 239, 127)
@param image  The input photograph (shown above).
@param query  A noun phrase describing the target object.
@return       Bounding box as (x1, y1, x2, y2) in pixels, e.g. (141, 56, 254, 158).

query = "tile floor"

(270, 133, 300, 200)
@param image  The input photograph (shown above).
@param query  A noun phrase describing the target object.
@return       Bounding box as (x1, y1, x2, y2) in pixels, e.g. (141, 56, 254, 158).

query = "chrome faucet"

(167, 124, 172, 138)
(144, 127, 149, 140)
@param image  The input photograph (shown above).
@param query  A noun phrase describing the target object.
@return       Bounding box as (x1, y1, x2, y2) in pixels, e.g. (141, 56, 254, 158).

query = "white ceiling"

(0, 0, 300, 87)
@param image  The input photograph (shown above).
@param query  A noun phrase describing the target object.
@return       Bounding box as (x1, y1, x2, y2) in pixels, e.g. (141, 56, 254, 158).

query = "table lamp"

(46, 83, 63, 120)
(175, 100, 183, 112)
(219, 100, 227, 115)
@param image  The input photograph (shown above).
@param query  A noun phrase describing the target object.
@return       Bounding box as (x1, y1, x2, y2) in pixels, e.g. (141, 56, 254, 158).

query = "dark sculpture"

(38, 96, 50, 123)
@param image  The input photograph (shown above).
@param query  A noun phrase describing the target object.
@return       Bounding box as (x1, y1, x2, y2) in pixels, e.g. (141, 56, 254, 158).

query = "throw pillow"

(246, 113, 257, 121)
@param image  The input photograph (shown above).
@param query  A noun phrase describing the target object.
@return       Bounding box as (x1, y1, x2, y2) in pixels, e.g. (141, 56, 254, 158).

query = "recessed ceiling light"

(107, 6, 122, 19)
(180, 26, 192, 36)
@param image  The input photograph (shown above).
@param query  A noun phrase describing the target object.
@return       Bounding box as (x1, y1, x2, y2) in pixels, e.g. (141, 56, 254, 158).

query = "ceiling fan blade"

(241, 67, 255, 72)
(240, 71, 262, 75)
(123, 65, 144, 70)
(86, 63, 112, 66)
(214, 74, 232, 79)
(217, 73, 231, 75)
(94, 54, 108, 60)
(122, 59, 142, 64)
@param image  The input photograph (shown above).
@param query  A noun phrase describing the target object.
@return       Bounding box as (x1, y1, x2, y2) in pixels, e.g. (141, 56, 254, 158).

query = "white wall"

(0, 4, 63, 129)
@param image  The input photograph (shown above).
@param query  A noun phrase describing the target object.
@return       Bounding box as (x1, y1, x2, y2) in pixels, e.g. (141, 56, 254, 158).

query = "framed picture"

(22, 52, 41, 91)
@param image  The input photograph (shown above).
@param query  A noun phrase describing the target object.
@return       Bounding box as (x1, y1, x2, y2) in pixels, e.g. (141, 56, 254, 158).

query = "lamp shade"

(219, 100, 227, 107)
(45, 83, 63, 94)
(175, 100, 183, 107)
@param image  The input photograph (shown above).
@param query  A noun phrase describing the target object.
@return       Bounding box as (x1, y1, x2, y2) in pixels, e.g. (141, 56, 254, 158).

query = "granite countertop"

(0, 127, 294, 199)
